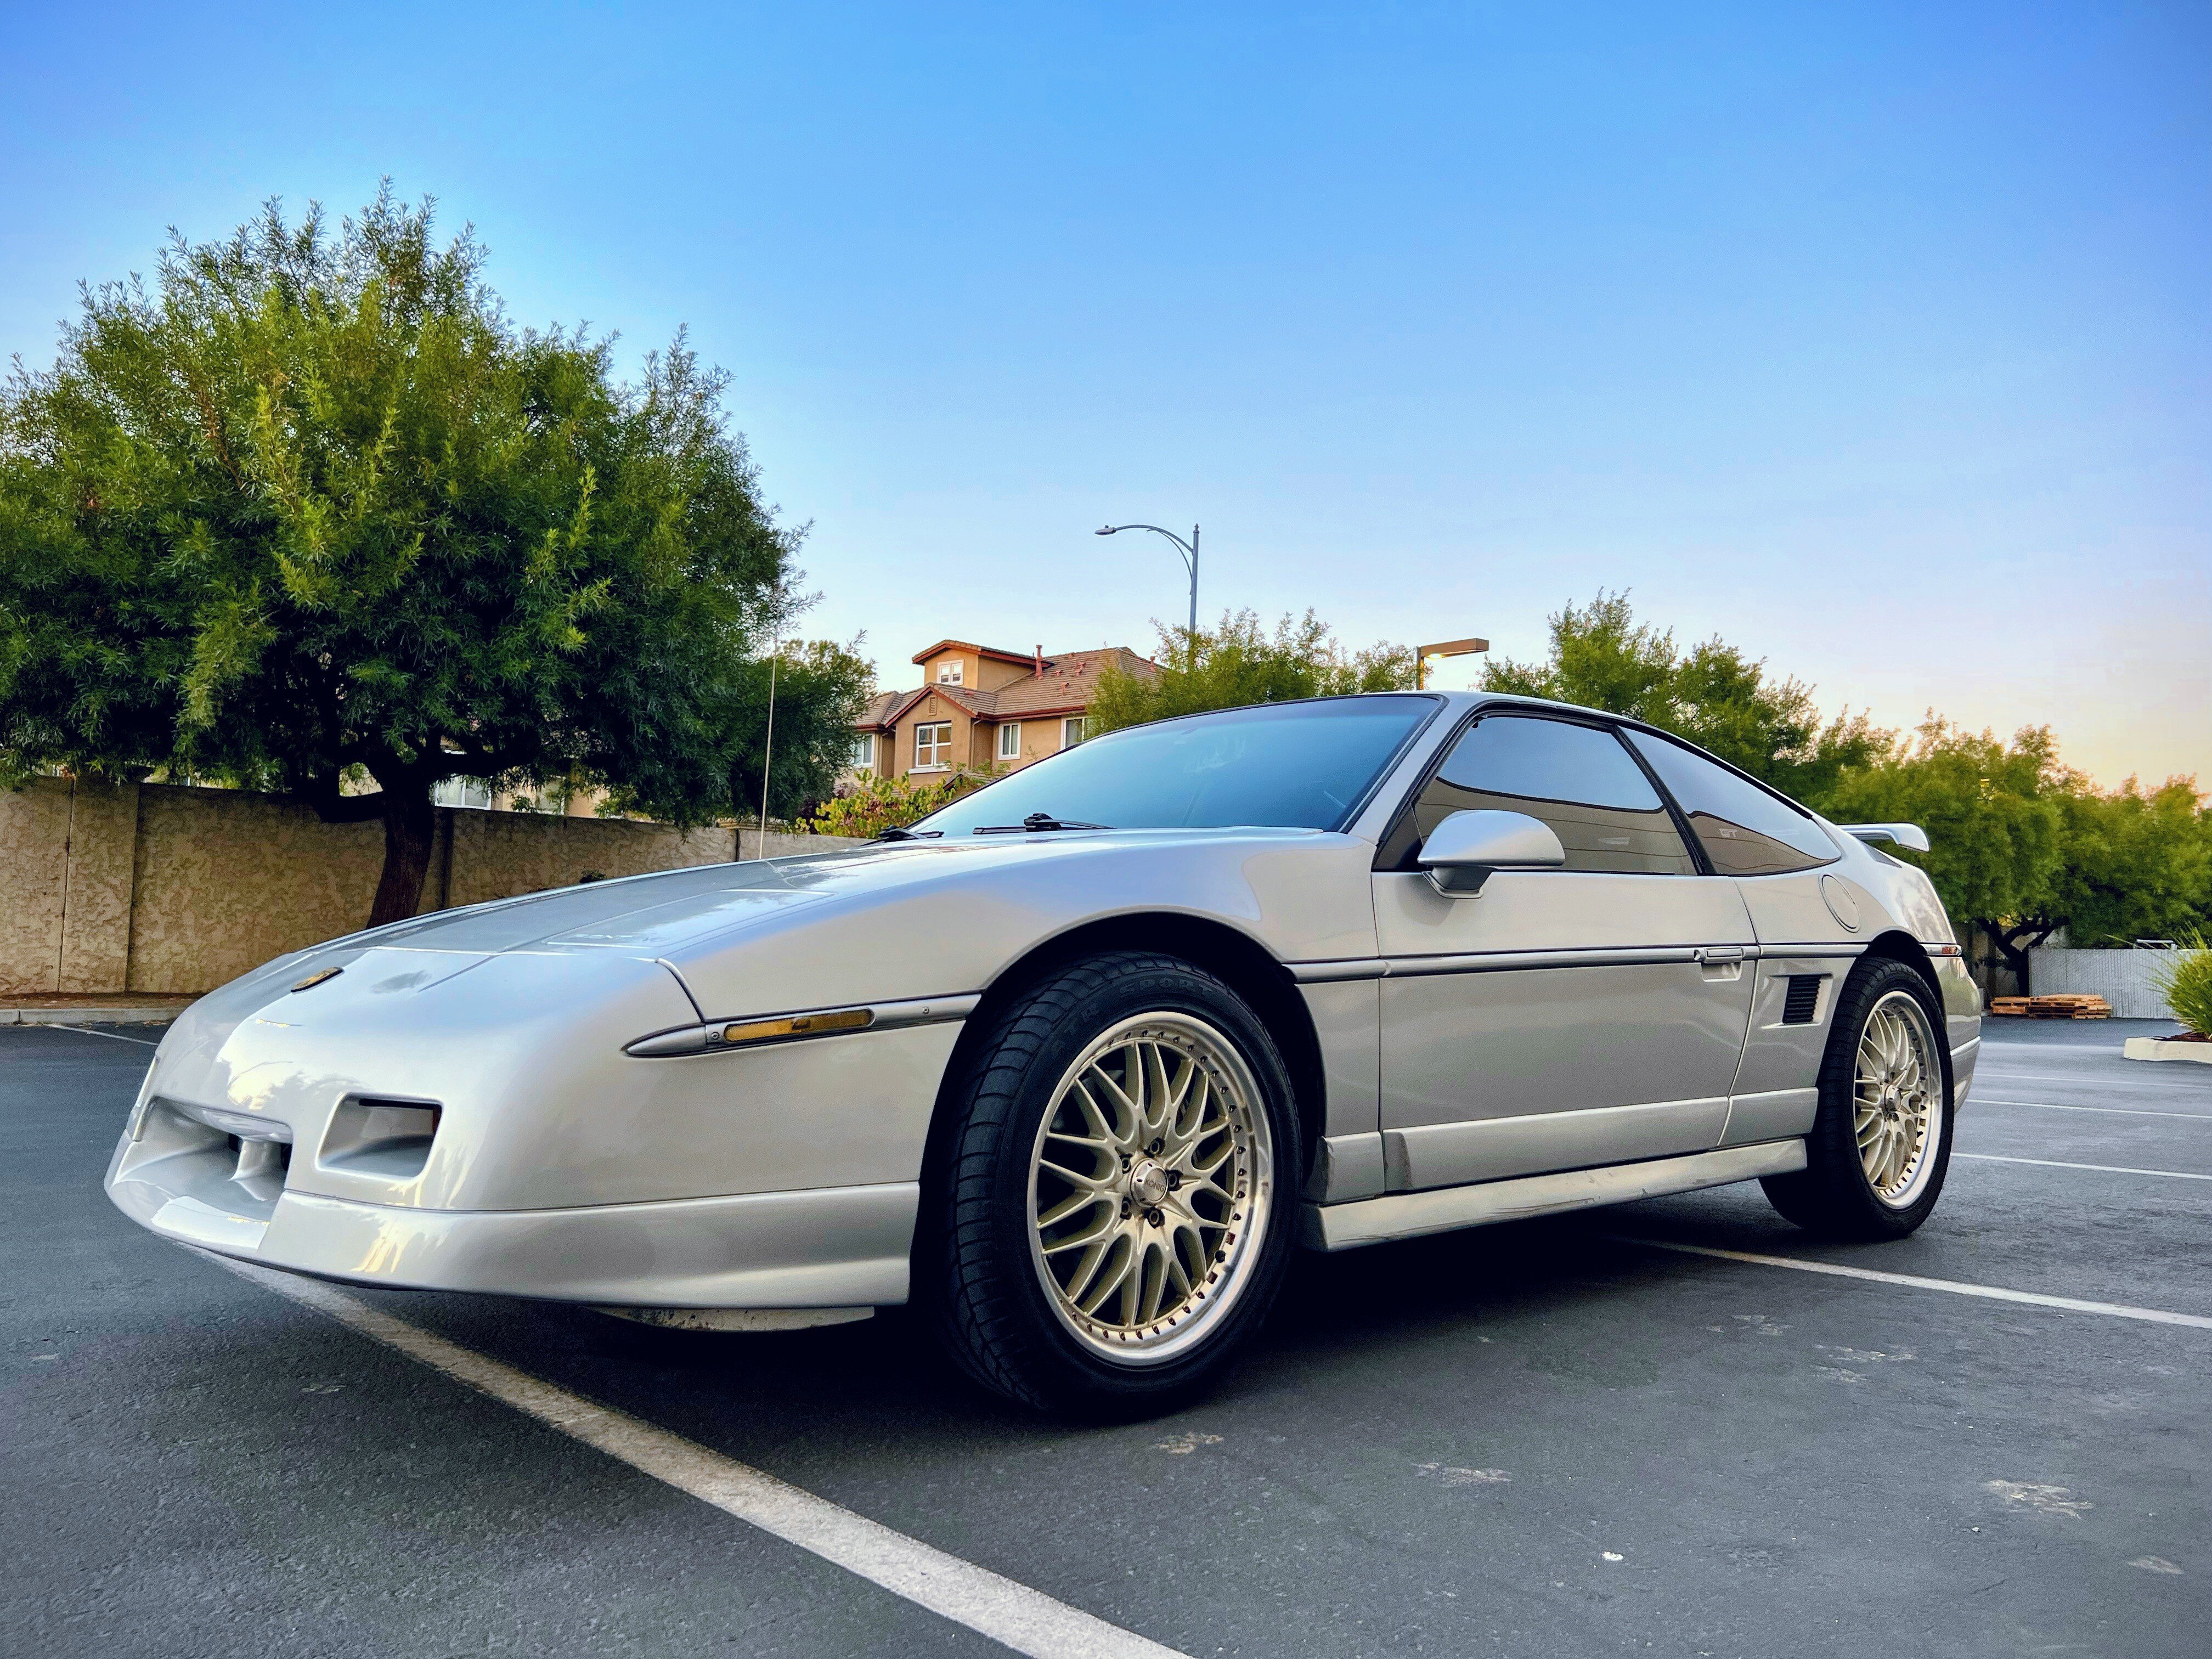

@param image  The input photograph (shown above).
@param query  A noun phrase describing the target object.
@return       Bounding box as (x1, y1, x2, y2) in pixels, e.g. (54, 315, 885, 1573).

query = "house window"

(936, 660, 963, 685)
(914, 722, 951, 769)
(1062, 717, 1086, 749)
(433, 777, 493, 810)
(850, 733, 874, 771)
(998, 722, 1022, 760)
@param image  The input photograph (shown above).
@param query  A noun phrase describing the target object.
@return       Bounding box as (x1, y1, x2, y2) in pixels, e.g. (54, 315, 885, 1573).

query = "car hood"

(157, 826, 1372, 1086)
(315, 828, 1344, 962)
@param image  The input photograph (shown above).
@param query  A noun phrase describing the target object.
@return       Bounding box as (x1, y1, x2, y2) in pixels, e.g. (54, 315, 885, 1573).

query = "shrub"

(809, 769, 988, 840)
(2148, 935, 2212, 1036)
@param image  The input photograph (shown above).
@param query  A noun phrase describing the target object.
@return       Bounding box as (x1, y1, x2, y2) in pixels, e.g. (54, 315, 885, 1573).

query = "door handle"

(1694, 946, 1746, 964)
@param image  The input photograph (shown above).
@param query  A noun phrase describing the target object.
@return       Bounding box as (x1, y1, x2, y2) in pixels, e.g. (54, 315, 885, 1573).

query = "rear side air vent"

(1782, 975, 1823, 1025)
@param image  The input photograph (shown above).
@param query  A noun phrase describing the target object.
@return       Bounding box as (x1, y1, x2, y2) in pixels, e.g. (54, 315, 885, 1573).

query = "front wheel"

(927, 952, 1302, 1418)
(1762, 957, 1953, 1240)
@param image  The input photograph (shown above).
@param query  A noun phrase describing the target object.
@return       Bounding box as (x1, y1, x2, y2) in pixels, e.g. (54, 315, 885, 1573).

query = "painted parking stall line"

(1956, 1152, 2212, 1181)
(1976, 1067, 2212, 1094)
(1612, 1237, 2212, 1330)
(1976, 1097, 2212, 1122)
(205, 1252, 1189, 1659)
(36, 1024, 159, 1047)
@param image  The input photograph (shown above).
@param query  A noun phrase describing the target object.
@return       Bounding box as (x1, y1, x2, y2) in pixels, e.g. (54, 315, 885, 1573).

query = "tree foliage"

(808, 766, 988, 839)
(1481, 590, 1888, 802)
(1086, 609, 1415, 736)
(0, 187, 867, 925)
(1829, 722, 2212, 983)
(1481, 590, 2209, 989)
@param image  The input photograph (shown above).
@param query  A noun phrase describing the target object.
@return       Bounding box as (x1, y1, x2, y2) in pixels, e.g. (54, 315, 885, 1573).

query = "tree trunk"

(1982, 922, 2050, 998)
(367, 787, 438, 928)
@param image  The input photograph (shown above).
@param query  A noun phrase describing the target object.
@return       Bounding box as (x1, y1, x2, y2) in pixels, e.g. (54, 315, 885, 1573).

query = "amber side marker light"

(722, 1008, 874, 1046)
(291, 967, 344, 993)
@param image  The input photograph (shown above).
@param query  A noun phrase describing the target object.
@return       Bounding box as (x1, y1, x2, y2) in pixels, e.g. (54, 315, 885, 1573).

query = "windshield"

(911, 696, 1439, 836)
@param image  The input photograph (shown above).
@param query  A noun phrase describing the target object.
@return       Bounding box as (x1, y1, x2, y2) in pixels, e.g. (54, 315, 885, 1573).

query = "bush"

(809, 769, 988, 840)
(2148, 936, 2212, 1036)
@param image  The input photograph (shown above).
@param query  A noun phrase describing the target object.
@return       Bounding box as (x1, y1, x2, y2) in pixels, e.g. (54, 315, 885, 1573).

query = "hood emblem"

(290, 967, 345, 993)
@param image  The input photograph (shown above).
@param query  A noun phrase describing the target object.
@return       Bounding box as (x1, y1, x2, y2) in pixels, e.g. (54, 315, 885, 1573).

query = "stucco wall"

(1, 777, 860, 996)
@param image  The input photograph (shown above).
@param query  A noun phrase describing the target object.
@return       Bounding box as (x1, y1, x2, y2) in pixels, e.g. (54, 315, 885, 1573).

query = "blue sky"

(4, 2, 2205, 785)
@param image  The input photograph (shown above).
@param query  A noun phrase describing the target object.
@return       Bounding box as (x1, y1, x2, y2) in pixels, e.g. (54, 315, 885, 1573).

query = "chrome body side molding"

(1301, 1139, 1809, 1251)
(1286, 942, 1873, 983)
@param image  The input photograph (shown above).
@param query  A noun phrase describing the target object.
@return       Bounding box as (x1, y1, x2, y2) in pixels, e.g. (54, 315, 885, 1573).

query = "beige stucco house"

(853, 640, 1156, 781)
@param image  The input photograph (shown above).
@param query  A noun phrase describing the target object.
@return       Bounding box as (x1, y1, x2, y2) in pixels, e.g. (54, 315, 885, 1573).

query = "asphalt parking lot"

(5, 1018, 2207, 1658)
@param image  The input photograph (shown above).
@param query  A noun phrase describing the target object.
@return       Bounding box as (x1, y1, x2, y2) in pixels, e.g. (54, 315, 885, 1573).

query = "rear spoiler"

(1839, 822, 1930, 853)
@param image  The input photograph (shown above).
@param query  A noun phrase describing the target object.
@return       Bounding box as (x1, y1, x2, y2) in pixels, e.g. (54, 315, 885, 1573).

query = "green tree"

(809, 767, 989, 839)
(1823, 721, 2070, 984)
(1, 188, 866, 926)
(1824, 723, 2210, 988)
(1086, 609, 1415, 736)
(1481, 590, 1888, 802)
(2043, 777, 2212, 949)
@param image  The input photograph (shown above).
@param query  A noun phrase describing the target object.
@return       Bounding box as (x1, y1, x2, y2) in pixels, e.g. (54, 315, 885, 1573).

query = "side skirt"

(1300, 1139, 1808, 1252)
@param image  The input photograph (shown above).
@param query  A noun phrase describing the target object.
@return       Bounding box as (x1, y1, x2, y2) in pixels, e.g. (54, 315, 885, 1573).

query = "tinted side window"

(1623, 730, 1838, 875)
(1416, 716, 1695, 875)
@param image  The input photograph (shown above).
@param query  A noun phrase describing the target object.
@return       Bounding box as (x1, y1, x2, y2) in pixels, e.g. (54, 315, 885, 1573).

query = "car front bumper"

(105, 1151, 917, 1309)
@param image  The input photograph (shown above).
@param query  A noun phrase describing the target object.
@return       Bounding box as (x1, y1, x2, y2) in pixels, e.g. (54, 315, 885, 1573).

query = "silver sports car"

(106, 691, 1978, 1415)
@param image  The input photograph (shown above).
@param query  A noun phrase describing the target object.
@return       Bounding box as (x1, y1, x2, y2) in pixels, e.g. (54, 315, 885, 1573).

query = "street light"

(1096, 522, 1200, 651)
(1415, 636, 1489, 689)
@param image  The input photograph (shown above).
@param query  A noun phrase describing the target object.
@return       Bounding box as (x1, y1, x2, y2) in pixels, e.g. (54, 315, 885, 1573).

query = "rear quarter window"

(1622, 730, 1838, 875)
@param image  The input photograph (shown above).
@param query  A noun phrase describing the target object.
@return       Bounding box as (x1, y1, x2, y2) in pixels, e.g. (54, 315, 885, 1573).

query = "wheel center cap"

(1130, 1160, 1170, 1207)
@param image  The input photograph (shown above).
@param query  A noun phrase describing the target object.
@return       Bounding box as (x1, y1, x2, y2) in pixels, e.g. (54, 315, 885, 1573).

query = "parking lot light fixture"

(1096, 522, 1200, 657)
(1415, 636, 1489, 690)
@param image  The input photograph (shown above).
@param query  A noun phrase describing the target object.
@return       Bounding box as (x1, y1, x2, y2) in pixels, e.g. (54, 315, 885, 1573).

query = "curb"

(2123, 1036, 2212, 1065)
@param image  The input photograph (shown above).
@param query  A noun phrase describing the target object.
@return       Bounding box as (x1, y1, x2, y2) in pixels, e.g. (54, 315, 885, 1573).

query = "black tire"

(925, 951, 1303, 1419)
(1761, 955, 1954, 1240)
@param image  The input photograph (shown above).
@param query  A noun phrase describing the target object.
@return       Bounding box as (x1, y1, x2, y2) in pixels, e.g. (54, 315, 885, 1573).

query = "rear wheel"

(928, 952, 1301, 1418)
(1762, 956, 1953, 1239)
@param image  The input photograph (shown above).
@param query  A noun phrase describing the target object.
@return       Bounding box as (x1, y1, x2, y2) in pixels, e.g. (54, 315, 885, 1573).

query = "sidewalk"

(1, 993, 198, 1026)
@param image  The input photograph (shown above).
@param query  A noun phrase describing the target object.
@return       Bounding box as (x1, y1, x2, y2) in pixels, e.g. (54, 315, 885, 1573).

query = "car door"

(1621, 729, 1859, 1148)
(1373, 712, 1757, 1190)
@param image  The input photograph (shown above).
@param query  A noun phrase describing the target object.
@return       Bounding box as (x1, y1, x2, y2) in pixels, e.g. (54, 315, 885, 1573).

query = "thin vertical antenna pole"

(758, 631, 779, 841)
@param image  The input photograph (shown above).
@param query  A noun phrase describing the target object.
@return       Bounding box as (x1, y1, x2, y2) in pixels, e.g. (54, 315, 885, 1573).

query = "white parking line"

(1613, 1237, 2212, 1330)
(1978, 1066, 2211, 1093)
(1977, 1097, 2212, 1122)
(1956, 1152, 2212, 1181)
(32, 1025, 158, 1047)
(205, 1254, 1187, 1659)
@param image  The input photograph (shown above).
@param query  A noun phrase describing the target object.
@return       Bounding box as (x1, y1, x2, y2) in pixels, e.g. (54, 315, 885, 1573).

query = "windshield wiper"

(872, 825, 943, 842)
(972, 812, 1112, 834)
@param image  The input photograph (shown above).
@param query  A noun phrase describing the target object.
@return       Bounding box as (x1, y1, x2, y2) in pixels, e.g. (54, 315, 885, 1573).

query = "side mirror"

(1417, 809, 1567, 895)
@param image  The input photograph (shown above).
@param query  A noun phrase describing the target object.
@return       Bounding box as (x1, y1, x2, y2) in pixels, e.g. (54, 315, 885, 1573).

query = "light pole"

(1095, 522, 1199, 657)
(1415, 636, 1489, 689)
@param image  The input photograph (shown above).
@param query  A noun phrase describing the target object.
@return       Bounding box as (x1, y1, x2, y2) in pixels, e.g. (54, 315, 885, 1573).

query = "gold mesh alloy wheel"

(1854, 988, 1943, 1209)
(1024, 1012, 1274, 1365)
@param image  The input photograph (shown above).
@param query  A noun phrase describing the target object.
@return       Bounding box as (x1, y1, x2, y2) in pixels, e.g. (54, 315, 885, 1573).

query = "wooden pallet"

(1989, 994, 2112, 1019)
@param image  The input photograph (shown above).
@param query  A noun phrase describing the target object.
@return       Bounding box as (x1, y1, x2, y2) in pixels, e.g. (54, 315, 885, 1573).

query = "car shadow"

(364, 1196, 1817, 1462)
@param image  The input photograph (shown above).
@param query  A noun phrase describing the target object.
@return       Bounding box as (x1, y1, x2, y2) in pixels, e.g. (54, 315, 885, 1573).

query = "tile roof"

(909, 639, 1042, 668)
(855, 647, 1156, 728)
